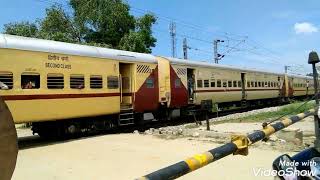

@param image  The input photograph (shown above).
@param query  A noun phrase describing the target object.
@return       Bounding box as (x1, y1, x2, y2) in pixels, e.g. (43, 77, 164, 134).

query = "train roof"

(0, 34, 157, 63)
(0, 34, 312, 79)
(166, 57, 286, 76)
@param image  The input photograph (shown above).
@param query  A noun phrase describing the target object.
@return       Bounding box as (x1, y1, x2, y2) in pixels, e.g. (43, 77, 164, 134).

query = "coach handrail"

(136, 109, 315, 180)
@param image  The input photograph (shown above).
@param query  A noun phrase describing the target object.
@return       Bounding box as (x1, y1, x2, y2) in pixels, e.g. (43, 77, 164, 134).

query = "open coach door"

(187, 68, 195, 104)
(241, 72, 247, 106)
(119, 63, 133, 105)
(118, 63, 134, 126)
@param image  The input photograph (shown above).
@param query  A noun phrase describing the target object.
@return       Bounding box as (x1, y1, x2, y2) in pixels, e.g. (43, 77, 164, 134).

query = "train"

(0, 34, 315, 137)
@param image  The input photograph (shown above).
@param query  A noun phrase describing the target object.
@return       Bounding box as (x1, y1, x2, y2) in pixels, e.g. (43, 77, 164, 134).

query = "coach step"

(119, 107, 134, 126)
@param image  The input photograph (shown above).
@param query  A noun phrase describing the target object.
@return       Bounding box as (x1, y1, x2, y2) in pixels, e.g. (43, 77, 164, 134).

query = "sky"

(1, 0, 320, 74)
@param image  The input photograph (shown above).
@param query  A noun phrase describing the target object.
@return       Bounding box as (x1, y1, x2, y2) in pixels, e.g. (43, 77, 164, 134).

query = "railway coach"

(0, 34, 314, 137)
(0, 34, 161, 137)
(166, 58, 313, 109)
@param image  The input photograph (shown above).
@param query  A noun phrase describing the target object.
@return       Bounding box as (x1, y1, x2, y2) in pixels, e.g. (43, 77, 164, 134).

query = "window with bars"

(70, 75, 85, 89)
(0, 72, 13, 89)
(233, 81, 237, 87)
(204, 80, 209, 87)
(90, 75, 103, 89)
(47, 73, 64, 89)
(21, 73, 40, 89)
(197, 80, 203, 88)
(210, 80, 215, 87)
(107, 76, 119, 89)
(217, 80, 221, 87)
(223, 81, 227, 88)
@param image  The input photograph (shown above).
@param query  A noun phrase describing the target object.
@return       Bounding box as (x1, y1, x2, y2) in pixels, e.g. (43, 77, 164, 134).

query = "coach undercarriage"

(30, 95, 311, 138)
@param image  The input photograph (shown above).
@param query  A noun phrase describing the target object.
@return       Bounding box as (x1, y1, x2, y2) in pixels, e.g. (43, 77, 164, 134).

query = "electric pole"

(214, 39, 225, 64)
(285, 65, 291, 74)
(170, 22, 177, 58)
(183, 38, 188, 59)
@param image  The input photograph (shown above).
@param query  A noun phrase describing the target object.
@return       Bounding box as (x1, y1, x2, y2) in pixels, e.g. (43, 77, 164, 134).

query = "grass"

(220, 101, 316, 124)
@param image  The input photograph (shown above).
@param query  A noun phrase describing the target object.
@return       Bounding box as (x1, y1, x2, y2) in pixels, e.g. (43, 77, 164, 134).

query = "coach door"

(187, 68, 195, 103)
(241, 72, 246, 100)
(157, 57, 171, 106)
(119, 63, 133, 105)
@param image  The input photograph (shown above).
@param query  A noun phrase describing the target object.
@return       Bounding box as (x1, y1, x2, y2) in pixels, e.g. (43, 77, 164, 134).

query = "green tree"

(38, 5, 80, 43)
(4, 21, 38, 38)
(119, 14, 157, 53)
(70, 0, 156, 53)
(70, 0, 136, 47)
(3, 0, 157, 53)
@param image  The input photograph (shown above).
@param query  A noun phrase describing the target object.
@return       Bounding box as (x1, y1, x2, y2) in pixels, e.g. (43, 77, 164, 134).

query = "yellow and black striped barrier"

(137, 109, 315, 180)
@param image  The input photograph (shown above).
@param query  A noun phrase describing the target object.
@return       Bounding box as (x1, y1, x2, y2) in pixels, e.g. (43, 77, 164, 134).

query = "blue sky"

(1, 0, 320, 74)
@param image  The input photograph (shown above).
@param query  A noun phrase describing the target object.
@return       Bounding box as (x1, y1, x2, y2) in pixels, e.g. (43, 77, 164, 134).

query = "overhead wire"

(30, 0, 310, 74)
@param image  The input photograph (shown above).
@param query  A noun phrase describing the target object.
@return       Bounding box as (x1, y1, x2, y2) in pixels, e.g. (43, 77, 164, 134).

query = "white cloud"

(294, 22, 318, 34)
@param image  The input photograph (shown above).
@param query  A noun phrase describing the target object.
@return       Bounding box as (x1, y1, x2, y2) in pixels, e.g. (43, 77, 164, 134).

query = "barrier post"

(308, 51, 320, 150)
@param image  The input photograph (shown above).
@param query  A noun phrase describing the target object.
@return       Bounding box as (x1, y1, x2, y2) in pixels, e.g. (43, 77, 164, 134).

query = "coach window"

(238, 81, 242, 87)
(254, 81, 257, 87)
(175, 78, 181, 88)
(217, 80, 221, 87)
(146, 78, 154, 88)
(228, 81, 232, 87)
(21, 73, 40, 89)
(0, 72, 13, 90)
(90, 75, 103, 89)
(210, 79, 215, 87)
(247, 81, 250, 88)
(234, 81, 238, 87)
(258, 82, 261, 87)
(47, 73, 64, 89)
(251, 81, 254, 87)
(223, 81, 227, 88)
(197, 80, 203, 88)
(70, 75, 85, 89)
(107, 76, 119, 89)
(204, 80, 209, 88)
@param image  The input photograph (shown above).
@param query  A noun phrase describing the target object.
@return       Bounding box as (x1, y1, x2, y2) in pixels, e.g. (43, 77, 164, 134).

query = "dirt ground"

(12, 117, 316, 180)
